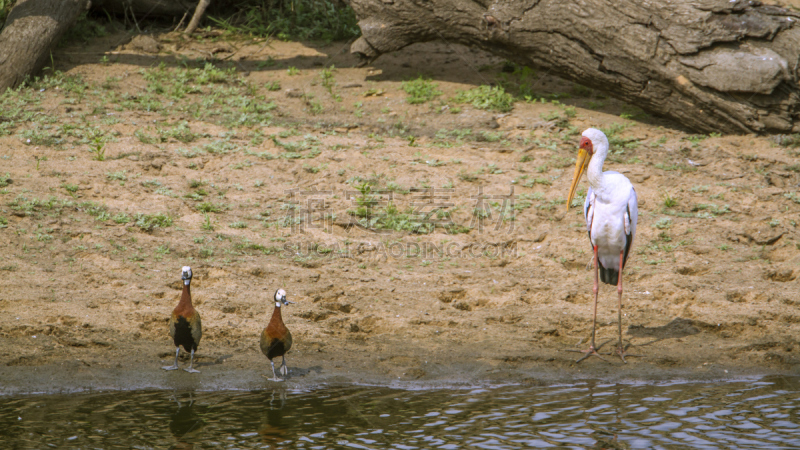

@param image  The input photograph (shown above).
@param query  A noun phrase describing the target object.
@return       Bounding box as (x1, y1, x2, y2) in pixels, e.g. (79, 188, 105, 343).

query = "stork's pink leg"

(614, 249, 646, 362)
(576, 245, 607, 363)
(591, 245, 600, 350)
(616, 249, 627, 363)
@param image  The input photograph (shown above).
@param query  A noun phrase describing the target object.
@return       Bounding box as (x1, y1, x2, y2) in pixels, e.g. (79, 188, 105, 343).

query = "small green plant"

(201, 213, 215, 231)
(134, 129, 160, 145)
(350, 183, 376, 219)
(134, 213, 173, 231)
(140, 178, 161, 188)
(662, 191, 677, 208)
(601, 123, 639, 150)
(650, 136, 668, 148)
(106, 171, 127, 182)
(21, 127, 60, 147)
(34, 155, 46, 170)
(265, 80, 281, 91)
(483, 164, 503, 174)
(303, 163, 328, 173)
(229, 221, 248, 229)
(321, 66, 341, 101)
(784, 192, 800, 204)
(479, 131, 503, 142)
(89, 138, 106, 161)
(197, 202, 223, 213)
(230, 160, 253, 170)
(306, 97, 324, 115)
(685, 134, 708, 146)
(188, 179, 206, 189)
(709, 204, 730, 216)
(287, 67, 300, 76)
(159, 121, 199, 143)
(452, 85, 514, 112)
(653, 218, 672, 229)
(457, 170, 479, 182)
(62, 183, 80, 196)
(522, 177, 551, 187)
(154, 245, 170, 261)
(473, 207, 490, 220)
(401, 77, 442, 104)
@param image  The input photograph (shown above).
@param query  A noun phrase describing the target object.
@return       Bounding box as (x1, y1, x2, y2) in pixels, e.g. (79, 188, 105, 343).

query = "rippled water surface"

(3, 377, 800, 449)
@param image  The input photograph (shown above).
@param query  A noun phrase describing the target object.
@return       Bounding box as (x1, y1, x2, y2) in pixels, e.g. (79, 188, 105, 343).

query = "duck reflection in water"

(259, 389, 288, 448)
(170, 393, 205, 450)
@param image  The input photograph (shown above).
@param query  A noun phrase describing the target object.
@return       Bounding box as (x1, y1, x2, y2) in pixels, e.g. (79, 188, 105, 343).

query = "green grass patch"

(452, 85, 514, 112)
(401, 77, 442, 104)
(197, 201, 225, 213)
(134, 213, 173, 231)
(601, 123, 639, 151)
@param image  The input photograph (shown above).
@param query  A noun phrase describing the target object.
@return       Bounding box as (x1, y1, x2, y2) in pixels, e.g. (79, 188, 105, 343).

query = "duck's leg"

(184, 348, 200, 373)
(266, 360, 284, 382)
(279, 355, 288, 377)
(162, 347, 180, 370)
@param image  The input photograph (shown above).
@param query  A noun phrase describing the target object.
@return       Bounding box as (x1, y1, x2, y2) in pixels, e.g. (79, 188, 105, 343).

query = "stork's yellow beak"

(566, 148, 590, 211)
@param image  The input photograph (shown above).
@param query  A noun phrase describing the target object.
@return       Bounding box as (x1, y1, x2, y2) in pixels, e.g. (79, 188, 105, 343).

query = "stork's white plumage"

(567, 128, 638, 363)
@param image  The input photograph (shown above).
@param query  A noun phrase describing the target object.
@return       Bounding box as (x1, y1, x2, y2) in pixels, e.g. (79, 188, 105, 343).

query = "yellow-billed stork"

(566, 128, 638, 363)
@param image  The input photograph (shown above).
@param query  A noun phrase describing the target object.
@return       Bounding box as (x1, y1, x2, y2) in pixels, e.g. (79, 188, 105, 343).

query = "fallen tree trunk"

(0, 0, 89, 91)
(349, 0, 800, 134)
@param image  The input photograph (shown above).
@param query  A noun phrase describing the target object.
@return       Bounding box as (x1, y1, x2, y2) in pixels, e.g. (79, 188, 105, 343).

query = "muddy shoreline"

(0, 337, 793, 396)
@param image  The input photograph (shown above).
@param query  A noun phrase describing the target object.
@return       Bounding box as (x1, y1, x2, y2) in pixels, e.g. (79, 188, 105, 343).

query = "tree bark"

(349, 0, 800, 134)
(0, 0, 89, 92)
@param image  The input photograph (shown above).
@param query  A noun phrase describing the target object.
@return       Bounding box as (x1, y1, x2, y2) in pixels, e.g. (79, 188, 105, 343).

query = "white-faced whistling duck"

(162, 266, 202, 373)
(260, 288, 293, 381)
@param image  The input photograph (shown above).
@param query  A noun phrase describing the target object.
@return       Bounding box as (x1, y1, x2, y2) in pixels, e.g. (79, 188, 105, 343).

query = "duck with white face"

(162, 266, 203, 373)
(260, 288, 294, 381)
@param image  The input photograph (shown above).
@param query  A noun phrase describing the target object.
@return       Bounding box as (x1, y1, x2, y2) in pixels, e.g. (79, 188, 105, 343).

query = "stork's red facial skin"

(580, 137, 594, 156)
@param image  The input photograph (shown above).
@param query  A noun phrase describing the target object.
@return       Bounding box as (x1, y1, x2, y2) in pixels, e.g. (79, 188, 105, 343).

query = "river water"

(2, 376, 800, 449)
